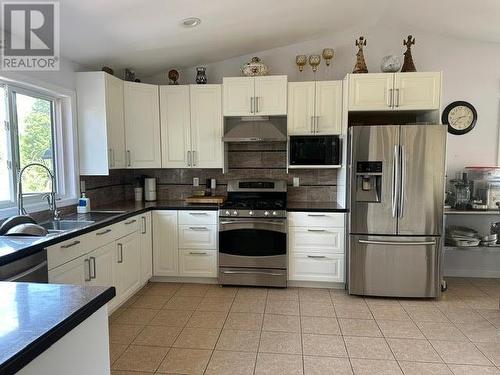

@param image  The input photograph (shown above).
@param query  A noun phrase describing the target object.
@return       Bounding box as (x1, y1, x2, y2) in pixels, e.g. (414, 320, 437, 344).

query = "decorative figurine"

(241, 57, 268, 76)
(401, 35, 417, 72)
(380, 55, 402, 72)
(353, 36, 368, 74)
(195, 67, 207, 84)
(124, 68, 135, 81)
(168, 69, 179, 85)
(308, 55, 321, 73)
(295, 55, 307, 72)
(322, 48, 334, 66)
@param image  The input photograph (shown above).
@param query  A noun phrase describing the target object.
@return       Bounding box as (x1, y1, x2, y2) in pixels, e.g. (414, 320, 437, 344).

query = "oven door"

(219, 218, 287, 269)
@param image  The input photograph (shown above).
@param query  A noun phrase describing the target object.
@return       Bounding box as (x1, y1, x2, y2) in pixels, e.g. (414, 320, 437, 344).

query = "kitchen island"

(0, 282, 115, 375)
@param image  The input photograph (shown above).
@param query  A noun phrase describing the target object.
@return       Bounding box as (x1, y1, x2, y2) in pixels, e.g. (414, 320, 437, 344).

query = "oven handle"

(221, 270, 285, 277)
(219, 220, 286, 233)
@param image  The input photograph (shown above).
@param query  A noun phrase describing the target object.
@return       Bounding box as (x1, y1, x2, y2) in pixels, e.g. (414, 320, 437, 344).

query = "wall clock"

(442, 101, 477, 135)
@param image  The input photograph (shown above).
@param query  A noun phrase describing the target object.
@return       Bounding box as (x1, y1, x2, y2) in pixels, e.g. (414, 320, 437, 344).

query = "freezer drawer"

(349, 235, 440, 298)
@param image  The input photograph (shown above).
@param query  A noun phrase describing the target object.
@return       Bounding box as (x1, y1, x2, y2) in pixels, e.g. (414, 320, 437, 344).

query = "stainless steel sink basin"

(41, 220, 95, 231)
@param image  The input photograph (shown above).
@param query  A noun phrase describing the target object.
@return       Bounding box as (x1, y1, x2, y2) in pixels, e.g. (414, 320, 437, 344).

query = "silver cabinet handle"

(142, 216, 146, 234)
(307, 214, 326, 217)
(250, 97, 254, 114)
(189, 212, 209, 215)
(96, 228, 112, 236)
(314, 116, 319, 133)
(256, 96, 260, 113)
(61, 240, 80, 249)
(108, 148, 114, 168)
(189, 251, 207, 255)
(84, 258, 91, 281)
(126, 150, 131, 167)
(358, 239, 436, 246)
(117, 243, 123, 263)
(187, 151, 191, 167)
(189, 226, 209, 231)
(192, 150, 196, 167)
(399, 145, 406, 218)
(395, 88, 400, 107)
(307, 255, 326, 259)
(307, 229, 326, 232)
(388, 88, 393, 107)
(125, 219, 137, 225)
(89, 256, 96, 279)
(310, 116, 314, 133)
(392, 145, 399, 218)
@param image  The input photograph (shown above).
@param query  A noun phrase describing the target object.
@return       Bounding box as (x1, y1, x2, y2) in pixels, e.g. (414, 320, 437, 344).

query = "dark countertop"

(0, 282, 115, 375)
(0, 199, 346, 266)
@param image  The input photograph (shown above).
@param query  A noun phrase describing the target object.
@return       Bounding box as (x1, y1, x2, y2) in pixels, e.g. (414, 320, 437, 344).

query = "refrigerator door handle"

(392, 145, 399, 218)
(399, 145, 406, 218)
(358, 239, 436, 246)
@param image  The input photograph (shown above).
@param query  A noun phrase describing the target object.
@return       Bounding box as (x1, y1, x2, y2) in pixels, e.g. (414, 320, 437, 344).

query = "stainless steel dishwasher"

(0, 250, 48, 282)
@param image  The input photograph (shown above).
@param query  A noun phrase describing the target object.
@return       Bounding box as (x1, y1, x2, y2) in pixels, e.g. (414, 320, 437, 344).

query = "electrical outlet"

(193, 177, 199, 187)
(293, 177, 300, 187)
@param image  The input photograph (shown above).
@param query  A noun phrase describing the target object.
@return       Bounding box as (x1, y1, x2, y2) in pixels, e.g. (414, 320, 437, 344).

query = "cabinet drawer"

(118, 216, 141, 235)
(289, 253, 344, 282)
(178, 210, 217, 225)
(179, 249, 217, 277)
(47, 235, 89, 270)
(89, 223, 121, 249)
(288, 212, 344, 227)
(178, 224, 217, 249)
(289, 227, 344, 254)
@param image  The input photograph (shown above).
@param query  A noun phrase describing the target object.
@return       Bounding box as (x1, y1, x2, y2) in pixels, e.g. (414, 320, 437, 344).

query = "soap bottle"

(77, 193, 91, 213)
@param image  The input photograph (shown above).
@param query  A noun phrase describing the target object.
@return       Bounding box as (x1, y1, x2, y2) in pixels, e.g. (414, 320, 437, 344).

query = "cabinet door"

(153, 211, 178, 276)
(287, 82, 315, 135)
(348, 73, 394, 111)
(289, 253, 344, 282)
(160, 85, 191, 168)
(48, 255, 87, 285)
(105, 74, 126, 169)
(315, 81, 343, 134)
(223, 77, 254, 116)
(254, 76, 287, 115)
(393, 72, 441, 110)
(116, 232, 141, 301)
(178, 249, 217, 277)
(88, 242, 115, 288)
(190, 85, 223, 169)
(124, 82, 161, 168)
(140, 212, 153, 283)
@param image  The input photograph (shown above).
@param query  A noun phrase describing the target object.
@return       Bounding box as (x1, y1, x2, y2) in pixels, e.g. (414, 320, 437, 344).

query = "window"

(0, 81, 73, 211)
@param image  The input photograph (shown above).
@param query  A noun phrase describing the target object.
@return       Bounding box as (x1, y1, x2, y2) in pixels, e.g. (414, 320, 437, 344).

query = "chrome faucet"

(17, 162, 60, 221)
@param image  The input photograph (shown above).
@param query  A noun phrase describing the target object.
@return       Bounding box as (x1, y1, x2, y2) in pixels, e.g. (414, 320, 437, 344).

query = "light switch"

(293, 177, 299, 187)
(193, 177, 199, 187)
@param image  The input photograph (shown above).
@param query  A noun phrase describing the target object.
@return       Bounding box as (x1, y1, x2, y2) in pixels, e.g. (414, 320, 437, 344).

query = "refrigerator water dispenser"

(355, 161, 382, 202)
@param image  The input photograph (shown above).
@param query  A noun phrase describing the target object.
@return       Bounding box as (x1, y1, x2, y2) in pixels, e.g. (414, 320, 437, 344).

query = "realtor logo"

(1, 1, 60, 70)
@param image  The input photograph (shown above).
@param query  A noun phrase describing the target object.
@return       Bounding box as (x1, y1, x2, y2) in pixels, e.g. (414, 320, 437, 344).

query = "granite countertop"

(286, 201, 347, 212)
(0, 282, 115, 375)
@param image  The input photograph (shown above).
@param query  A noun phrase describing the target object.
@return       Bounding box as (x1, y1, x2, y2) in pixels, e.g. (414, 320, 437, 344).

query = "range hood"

(223, 116, 287, 142)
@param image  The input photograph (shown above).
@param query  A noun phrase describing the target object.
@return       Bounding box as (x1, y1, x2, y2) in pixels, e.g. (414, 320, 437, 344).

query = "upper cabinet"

(288, 80, 342, 135)
(124, 82, 162, 168)
(77, 72, 126, 175)
(348, 72, 441, 111)
(160, 85, 222, 169)
(223, 75, 287, 116)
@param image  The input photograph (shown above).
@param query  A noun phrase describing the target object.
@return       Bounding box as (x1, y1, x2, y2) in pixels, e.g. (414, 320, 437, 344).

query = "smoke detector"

(182, 17, 201, 28)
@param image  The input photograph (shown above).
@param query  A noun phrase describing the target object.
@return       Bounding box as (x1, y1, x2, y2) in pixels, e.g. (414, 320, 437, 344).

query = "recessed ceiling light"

(182, 17, 201, 28)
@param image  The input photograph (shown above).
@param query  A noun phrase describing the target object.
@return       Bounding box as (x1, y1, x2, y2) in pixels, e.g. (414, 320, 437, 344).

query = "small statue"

(401, 35, 417, 72)
(353, 36, 368, 74)
(168, 69, 179, 85)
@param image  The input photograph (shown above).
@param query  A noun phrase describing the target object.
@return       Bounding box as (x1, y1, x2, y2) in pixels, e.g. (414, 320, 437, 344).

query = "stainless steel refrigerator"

(348, 125, 447, 298)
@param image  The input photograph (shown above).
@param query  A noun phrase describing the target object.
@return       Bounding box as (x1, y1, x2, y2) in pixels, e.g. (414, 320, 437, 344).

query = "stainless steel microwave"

(289, 135, 341, 167)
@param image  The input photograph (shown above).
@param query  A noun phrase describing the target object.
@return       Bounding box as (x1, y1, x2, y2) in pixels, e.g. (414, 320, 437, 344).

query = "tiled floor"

(108, 278, 500, 374)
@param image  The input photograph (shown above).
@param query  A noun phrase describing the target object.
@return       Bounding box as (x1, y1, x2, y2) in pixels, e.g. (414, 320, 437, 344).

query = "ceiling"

(60, 0, 500, 76)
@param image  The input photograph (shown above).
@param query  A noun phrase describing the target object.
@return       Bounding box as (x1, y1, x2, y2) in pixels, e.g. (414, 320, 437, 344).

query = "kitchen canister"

(134, 187, 143, 202)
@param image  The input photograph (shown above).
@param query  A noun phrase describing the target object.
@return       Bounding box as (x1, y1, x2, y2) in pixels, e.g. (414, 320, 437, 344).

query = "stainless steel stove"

(218, 179, 287, 287)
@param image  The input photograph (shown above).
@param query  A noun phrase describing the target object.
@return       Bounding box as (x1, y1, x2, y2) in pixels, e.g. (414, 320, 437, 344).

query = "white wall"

(146, 25, 500, 177)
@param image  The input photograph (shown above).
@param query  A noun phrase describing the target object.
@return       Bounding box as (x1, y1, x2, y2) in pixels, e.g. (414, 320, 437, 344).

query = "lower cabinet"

(115, 232, 141, 303)
(178, 249, 217, 277)
(153, 211, 179, 276)
(289, 253, 344, 282)
(48, 254, 87, 285)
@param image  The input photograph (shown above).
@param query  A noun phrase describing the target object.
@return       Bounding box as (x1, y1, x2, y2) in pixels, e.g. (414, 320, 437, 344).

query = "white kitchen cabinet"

(289, 253, 344, 283)
(178, 225, 217, 250)
(153, 211, 179, 276)
(223, 76, 287, 116)
(76, 72, 126, 175)
(289, 227, 344, 254)
(139, 212, 153, 283)
(160, 85, 222, 169)
(348, 72, 441, 111)
(124, 81, 162, 168)
(178, 249, 217, 277)
(48, 254, 87, 285)
(288, 80, 342, 135)
(88, 242, 115, 289)
(178, 210, 218, 225)
(115, 232, 141, 302)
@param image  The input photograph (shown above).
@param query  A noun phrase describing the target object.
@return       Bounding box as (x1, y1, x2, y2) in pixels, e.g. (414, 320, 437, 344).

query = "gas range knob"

(272, 211, 277, 216)
(225, 210, 230, 216)
(248, 211, 254, 216)
(233, 211, 238, 216)
(264, 211, 270, 216)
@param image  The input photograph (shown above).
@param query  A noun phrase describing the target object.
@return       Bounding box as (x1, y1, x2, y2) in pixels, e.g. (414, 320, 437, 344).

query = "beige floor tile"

(111, 371, 154, 375)
(300, 301, 336, 317)
(121, 294, 140, 308)
(344, 336, 394, 360)
(339, 318, 382, 337)
(205, 350, 256, 375)
(387, 338, 442, 363)
(236, 287, 268, 299)
(302, 333, 348, 357)
(259, 331, 302, 354)
(266, 299, 300, 316)
(365, 297, 402, 306)
(196, 297, 234, 312)
(463, 296, 499, 310)
(163, 296, 203, 311)
(148, 308, 193, 327)
(156, 347, 211, 374)
(350, 358, 403, 375)
(335, 303, 373, 319)
(430, 340, 491, 365)
(142, 282, 181, 296)
(377, 320, 425, 339)
(131, 294, 171, 309)
(417, 321, 468, 341)
(398, 361, 452, 375)
(132, 325, 182, 347)
(455, 321, 500, 343)
(254, 353, 303, 375)
(301, 316, 341, 335)
(175, 283, 211, 297)
(475, 342, 500, 366)
(109, 324, 144, 345)
(205, 286, 238, 298)
(186, 310, 228, 329)
(224, 312, 263, 330)
(109, 343, 128, 365)
(216, 329, 260, 352)
(370, 305, 410, 321)
(263, 314, 300, 332)
(447, 364, 500, 375)
(443, 307, 487, 324)
(404, 305, 448, 322)
(267, 287, 299, 301)
(303, 356, 353, 375)
(172, 327, 221, 349)
(299, 288, 332, 302)
(113, 308, 159, 326)
(478, 309, 500, 328)
(330, 292, 366, 305)
(111, 344, 168, 372)
(231, 297, 266, 313)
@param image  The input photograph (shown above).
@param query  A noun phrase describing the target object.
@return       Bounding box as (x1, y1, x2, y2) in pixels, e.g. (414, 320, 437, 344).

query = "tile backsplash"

(81, 142, 337, 207)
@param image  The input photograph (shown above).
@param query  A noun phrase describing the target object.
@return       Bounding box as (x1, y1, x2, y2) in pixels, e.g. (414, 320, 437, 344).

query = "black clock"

(442, 101, 477, 135)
